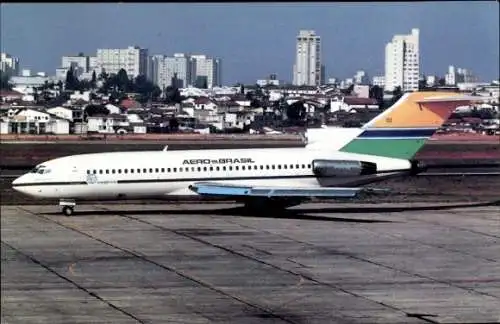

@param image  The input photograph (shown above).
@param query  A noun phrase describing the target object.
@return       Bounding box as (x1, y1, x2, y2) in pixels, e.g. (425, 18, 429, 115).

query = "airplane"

(12, 91, 482, 216)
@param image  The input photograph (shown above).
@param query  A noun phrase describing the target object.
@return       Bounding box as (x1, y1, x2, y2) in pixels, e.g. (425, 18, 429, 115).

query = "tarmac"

(2, 202, 500, 324)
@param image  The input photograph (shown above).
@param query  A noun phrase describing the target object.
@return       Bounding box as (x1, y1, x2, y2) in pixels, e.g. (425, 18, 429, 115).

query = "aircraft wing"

(189, 182, 388, 199)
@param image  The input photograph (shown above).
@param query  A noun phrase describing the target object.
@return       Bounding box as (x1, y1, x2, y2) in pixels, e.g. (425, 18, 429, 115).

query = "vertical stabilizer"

(339, 92, 481, 159)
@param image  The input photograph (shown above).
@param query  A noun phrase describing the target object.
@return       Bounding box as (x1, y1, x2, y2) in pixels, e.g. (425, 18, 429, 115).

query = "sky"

(1, 2, 499, 85)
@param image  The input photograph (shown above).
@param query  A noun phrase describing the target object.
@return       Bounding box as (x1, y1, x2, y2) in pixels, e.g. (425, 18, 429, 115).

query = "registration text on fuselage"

(182, 158, 255, 165)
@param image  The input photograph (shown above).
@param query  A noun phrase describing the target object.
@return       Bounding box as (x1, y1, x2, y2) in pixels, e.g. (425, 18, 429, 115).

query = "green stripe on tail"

(340, 138, 427, 159)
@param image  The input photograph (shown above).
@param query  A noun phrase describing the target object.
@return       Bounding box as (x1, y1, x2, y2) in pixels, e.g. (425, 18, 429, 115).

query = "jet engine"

(312, 159, 378, 177)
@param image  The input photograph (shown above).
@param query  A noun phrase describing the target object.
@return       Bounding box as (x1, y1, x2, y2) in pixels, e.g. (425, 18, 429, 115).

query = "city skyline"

(1, 2, 498, 84)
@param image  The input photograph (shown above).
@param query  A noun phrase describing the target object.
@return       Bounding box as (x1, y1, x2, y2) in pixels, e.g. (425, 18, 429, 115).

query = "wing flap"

(189, 182, 387, 198)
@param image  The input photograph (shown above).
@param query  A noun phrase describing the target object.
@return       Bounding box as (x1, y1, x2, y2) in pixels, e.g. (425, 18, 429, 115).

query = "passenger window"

(266, 165, 270, 170)
(289, 164, 293, 169)
(235, 166, 239, 171)
(242, 166, 245, 170)
(161, 168, 165, 172)
(216, 166, 220, 171)
(99, 170, 103, 174)
(179, 167, 183, 172)
(197, 167, 201, 172)
(92, 170, 97, 174)
(272, 165, 275, 169)
(106, 169, 109, 174)
(203, 167, 207, 171)
(137, 169, 140, 173)
(143, 168, 147, 173)
(283, 165, 287, 169)
(307, 164, 311, 169)
(173, 168, 177, 172)
(167, 168, 171, 172)
(296, 164, 299, 169)
(112, 169, 116, 174)
(191, 167, 195, 172)
(131, 169, 134, 173)
(260, 165, 263, 170)
(124, 169, 128, 174)
(118, 169, 122, 174)
(86, 170, 90, 174)
(149, 168, 153, 173)
(155, 168, 159, 173)
(223, 166, 227, 171)
(301, 164, 305, 169)
(209, 167, 213, 171)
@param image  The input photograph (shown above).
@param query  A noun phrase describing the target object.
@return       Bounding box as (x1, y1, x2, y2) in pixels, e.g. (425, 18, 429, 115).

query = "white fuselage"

(12, 146, 411, 201)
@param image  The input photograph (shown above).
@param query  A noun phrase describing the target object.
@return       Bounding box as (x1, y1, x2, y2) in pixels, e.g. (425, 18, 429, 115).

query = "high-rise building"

(97, 46, 148, 78)
(190, 55, 221, 88)
(353, 70, 369, 85)
(372, 76, 385, 87)
(1, 52, 20, 77)
(160, 53, 191, 89)
(62, 54, 89, 72)
(293, 30, 322, 86)
(384, 28, 420, 92)
(147, 55, 164, 84)
(445, 65, 477, 85)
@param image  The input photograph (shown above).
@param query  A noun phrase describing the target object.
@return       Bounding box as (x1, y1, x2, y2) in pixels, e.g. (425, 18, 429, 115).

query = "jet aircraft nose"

(12, 174, 28, 191)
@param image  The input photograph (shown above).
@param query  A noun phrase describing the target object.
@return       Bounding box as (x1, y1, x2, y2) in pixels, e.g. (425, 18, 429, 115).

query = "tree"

(84, 104, 110, 119)
(91, 71, 97, 89)
(65, 67, 79, 91)
(32, 87, 39, 102)
(369, 85, 384, 109)
(391, 86, 403, 105)
(0, 72, 13, 90)
(116, 69, 129, 92)
(169, 117, 179, 132)
(418, 79, 427, 90)
(164, 86, 182, 104)
(151, 86, 162, 101)
(286, 101, 306, 121)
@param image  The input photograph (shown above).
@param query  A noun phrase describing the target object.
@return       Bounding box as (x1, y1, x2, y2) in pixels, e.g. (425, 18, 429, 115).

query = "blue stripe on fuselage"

(358, 128, 437, 138)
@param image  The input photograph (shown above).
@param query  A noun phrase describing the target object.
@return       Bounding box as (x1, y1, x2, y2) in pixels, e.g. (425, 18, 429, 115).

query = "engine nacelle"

(312, 159, 378, 177)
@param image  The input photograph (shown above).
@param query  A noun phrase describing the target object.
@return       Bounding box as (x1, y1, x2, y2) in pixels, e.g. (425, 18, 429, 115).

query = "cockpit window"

(31, 165, 50, 174)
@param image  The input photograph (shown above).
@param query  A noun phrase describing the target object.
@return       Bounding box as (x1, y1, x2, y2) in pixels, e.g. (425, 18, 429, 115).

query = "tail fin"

(339, 91, 482, 159)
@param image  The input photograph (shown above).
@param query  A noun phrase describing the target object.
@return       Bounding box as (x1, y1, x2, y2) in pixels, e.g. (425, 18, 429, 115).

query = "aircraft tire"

(62, 206, 74, 216)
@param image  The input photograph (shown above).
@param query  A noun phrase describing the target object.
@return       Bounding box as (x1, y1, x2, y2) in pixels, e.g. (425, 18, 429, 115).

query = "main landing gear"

(59, 199, 76, 216)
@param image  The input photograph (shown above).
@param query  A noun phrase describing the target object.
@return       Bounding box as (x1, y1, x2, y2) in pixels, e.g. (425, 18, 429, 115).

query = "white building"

(1, 53, 20, 76)
(148, 55, 164, 84)
(10, 75, 50, 88)
(445, 66, 477, 85)
(161, 53, 192, 89)
(62, 54, 89, 72)
(426, 75, 437, 87)
(353, 70, 369, 85)
(293, 30, 322, 86)
(384, 28, 420, 92)
(190, 55, 221, 88)
(256, 74, 280, 87)
(372, 76, 385, 87)
(97, 46, 148, 78)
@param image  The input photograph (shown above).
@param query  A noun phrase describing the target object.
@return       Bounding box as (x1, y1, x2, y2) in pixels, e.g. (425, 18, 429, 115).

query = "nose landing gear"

(59, 199, 76, 216)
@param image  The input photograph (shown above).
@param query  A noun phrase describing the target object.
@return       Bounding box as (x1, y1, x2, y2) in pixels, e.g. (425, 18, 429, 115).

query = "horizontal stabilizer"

(189, 182, 389, 199)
